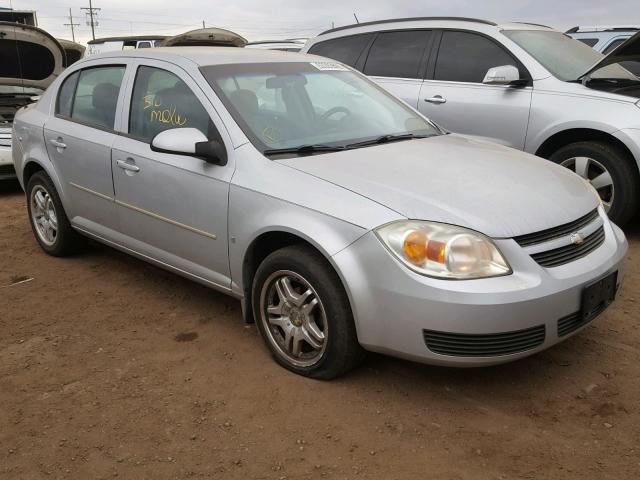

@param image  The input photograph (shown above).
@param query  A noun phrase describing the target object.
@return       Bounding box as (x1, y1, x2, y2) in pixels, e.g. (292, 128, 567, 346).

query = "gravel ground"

(1, 180, 639, 479)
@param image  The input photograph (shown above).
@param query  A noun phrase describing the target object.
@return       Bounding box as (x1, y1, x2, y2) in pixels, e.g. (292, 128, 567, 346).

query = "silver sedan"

(12, 48, 627, 378)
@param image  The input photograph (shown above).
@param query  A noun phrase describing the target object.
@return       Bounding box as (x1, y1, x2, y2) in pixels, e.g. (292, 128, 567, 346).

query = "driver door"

(112, 59, 234, 289)
(419, 30, 533, 149)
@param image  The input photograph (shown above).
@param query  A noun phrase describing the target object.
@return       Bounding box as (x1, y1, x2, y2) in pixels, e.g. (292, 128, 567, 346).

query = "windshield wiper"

(345, 133, 432, 150)
(263, 144, 345, 157)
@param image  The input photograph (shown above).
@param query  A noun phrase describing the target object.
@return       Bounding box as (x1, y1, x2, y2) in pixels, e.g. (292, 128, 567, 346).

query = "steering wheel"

(320, 106, 352, 122)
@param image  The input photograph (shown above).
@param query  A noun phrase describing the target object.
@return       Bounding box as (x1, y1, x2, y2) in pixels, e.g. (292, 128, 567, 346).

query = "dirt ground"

(1, 180, 639, 480)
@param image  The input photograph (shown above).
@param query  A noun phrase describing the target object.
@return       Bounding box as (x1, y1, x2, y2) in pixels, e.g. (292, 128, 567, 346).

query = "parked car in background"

(87, 36, 168, 55)
(12, 48, 626, 378)
(246, 39, 306, 52)
(57, 38, 86, 66)
(160, 28, 247, 47)
(302, 18, 640, 226)
(0, 21, 65, 180)
(567, 26, 640, 76)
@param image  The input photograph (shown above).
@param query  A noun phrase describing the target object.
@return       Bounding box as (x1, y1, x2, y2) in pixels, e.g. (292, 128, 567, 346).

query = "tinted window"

(435, 31, 519, 83)
(129, 66, 212, 143)
(307, 34, 372, 67)
(603, 38, 627, 54)
(56, 71, 79, 117)
(577, 38, 599, 48)
(70, 66, 125, 129)
(364, 31, 430, 79)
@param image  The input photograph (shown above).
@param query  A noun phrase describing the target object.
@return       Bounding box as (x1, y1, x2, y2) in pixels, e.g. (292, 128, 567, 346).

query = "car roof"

(316, 17, 555, 37)
(80, 46, 322, 67)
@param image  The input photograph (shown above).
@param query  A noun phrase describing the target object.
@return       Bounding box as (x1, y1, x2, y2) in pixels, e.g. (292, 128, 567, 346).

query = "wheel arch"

(240, 228, 357, 326)
(535, 128, 637, 170)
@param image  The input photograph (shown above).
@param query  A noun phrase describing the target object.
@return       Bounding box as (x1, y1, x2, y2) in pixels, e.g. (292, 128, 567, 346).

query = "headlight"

(375, 221, 511, 280)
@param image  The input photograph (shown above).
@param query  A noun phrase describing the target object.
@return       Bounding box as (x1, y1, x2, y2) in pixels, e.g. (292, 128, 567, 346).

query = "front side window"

(502, 30, 637, 81)
(70, 66, 125, 129)
(307, 34, 373, 67)
(129, 66, 212, 143)
(435, 31, 520, 83)
(201, 62, 439, 154)
(364, 30, 431, 79)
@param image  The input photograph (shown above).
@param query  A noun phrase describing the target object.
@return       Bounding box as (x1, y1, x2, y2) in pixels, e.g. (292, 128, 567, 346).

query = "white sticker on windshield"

(310, 62, 350, 71)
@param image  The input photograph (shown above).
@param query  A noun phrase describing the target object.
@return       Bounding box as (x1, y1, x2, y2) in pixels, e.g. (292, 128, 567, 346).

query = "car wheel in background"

(550, 141, 639, 227)
(252, 245, 365, 379)
(26, 171, 84, 256)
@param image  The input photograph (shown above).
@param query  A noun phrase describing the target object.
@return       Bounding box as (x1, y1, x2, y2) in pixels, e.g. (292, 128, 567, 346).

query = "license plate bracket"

(581, 271, 618, 321)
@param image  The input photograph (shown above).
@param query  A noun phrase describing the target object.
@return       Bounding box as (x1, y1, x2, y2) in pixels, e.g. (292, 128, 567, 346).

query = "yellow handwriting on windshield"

(144, 95, 187, 127)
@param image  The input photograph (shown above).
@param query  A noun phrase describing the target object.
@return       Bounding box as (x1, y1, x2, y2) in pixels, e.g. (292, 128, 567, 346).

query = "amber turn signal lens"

(403, 230, 428, 265)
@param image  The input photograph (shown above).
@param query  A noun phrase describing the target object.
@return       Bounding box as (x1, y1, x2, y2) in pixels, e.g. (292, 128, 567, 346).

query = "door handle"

(50, 138, 67, 149)
(424, 95, 447, 104)
(116, 159, 140, 173)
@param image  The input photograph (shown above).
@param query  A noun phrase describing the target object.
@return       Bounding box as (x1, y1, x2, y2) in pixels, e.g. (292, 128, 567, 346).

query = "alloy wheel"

(561, 156, 614, 212)
(259, 270, 328, 367)
(30, 185, 58, 246)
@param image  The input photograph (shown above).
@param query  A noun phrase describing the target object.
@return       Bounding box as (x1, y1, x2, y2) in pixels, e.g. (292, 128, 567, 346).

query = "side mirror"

(151, 128, 227, 165)
(482, 65, 521, 86)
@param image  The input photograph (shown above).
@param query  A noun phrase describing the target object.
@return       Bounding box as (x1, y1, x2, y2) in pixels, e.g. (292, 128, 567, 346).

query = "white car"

(0, 21, 65, 180)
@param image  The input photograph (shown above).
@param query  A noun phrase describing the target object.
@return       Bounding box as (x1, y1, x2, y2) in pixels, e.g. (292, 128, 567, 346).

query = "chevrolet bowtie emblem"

(570, 232, 585, 245)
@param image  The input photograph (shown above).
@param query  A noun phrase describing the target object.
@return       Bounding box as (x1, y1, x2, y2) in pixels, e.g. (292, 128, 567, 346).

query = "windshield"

(201, 62, 439, 154)
(503, 30, 637, 81)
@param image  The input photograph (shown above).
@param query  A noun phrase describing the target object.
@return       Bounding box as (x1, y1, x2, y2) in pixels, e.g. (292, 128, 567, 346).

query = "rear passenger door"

(361, 30, 433, 108)
(44, 63, 129, 235)
(111, 60, 234, 289)
(419, 30, 533, 149)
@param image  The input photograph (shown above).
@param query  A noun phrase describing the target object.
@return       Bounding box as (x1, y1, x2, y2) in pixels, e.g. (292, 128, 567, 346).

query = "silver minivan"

(302, 18, 640, 226)
(12, 48, 627, 378)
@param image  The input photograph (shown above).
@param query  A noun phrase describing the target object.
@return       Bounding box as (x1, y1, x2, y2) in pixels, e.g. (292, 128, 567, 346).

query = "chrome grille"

(530, 226, 605, 268)
(513, 209, 599, 247)
(0, 127, 11, 148)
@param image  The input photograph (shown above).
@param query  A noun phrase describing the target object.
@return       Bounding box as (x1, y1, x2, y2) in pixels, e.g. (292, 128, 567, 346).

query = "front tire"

(252, 245, 364, 379)
(26, 171, 84, 256)
(549, 141, 639, 226)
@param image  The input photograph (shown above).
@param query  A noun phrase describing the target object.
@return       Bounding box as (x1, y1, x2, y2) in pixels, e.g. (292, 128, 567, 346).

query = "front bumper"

(332, 211, 627, 367)
(0, 146, 16, 180)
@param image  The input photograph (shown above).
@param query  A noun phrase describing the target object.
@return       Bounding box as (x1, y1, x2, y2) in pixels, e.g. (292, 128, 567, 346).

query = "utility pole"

(202, 20, 205, 28)
(63, 8, 80, 42)
(81, 0, 101, 41)
(353, 13, 360, 24)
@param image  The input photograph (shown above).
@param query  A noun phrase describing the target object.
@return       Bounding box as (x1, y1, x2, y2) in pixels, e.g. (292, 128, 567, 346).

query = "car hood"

(0, 22, 65, 89)
(161, 28, 247, 47)
(580, 31, 640, 79)
(277, 135, 598, 238)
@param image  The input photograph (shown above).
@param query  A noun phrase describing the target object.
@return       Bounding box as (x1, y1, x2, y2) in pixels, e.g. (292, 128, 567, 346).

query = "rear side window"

(435, 31, 519, 83)
(603, 38, 627, 54)
(576, 38, 599, 47)
(307, 34, 373, 67)
(364, 30, 431, 79)
(56, 71, 80, 117)
(129, 66, 212, 143)
(70, 66, 125, 129)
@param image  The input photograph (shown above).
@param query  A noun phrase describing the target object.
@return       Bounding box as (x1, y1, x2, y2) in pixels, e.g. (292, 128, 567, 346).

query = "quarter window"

(364, 30, 431, 79)
(434, 31, 519, 83)
(129, 66, 212, 143)
(56, 71, 79, 117)
(70, 66, 125, 129)
(307, 34, 373, 67)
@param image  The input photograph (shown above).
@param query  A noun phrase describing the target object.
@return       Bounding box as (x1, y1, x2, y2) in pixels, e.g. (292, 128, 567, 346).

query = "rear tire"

(549, 141, 639, 227)
(252, 245, 365, 379)
(26, 171, 84, 256)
